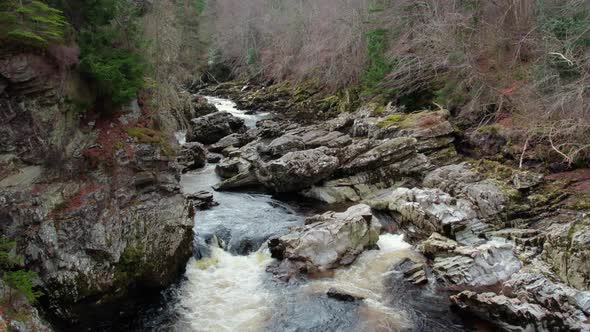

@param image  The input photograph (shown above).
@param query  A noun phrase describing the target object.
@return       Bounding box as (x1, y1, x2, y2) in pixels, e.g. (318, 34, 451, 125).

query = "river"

(134, 96, 470, 332)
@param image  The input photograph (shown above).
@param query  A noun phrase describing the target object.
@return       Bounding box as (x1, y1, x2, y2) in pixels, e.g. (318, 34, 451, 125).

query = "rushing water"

(203, 95, 268, 128)
(134, 96, 470, 332)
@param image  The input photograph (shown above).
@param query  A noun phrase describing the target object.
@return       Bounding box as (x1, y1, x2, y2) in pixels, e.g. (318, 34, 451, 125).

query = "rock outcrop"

(542, 215, 590, 290)
(178, 142, 207, 171)
(450, 273, 590, 331)
(0, 52, 195, 324)
(432, 241, 522, 288)
(1, 143, 194, 322)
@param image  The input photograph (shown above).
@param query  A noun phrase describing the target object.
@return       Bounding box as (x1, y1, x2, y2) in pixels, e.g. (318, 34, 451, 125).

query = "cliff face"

(0, 52, 194, 324)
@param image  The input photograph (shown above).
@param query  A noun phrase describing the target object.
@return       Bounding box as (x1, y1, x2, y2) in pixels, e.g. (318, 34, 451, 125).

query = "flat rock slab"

(0, 165, 42, 188)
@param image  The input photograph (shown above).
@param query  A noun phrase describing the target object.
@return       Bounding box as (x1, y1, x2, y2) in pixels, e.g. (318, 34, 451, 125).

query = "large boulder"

(188, 112, 247, 144)
(268, 204, 379, 277)
(450, 273, 590, 331)
(256, 147, 340, 192)
(177, 142, 207, 171)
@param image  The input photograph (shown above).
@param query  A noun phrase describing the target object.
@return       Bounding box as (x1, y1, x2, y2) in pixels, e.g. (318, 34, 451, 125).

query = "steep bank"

(0, 51, 195, 328)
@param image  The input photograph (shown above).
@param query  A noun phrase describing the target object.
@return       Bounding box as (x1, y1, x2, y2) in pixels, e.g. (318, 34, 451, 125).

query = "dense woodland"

(209, 0, 590, 165)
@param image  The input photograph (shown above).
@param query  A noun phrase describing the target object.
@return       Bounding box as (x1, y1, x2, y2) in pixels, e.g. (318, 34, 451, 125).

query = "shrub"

(3, 270, 42, 304)
(0, 237, 18, 271)
(0, 236, 42, 307)
(194, 0, 206, 14)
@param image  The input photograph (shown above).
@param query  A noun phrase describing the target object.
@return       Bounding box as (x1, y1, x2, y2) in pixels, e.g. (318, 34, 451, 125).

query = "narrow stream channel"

(136, 97, 469, 332)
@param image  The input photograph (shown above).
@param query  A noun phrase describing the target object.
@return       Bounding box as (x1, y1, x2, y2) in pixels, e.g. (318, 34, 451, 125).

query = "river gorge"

(136, 96, 474, 332)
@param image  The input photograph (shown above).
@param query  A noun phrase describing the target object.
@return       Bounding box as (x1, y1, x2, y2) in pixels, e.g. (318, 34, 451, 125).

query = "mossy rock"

(565, 193, 590, 211)
(126, 127, 174, 157)
(475, 124, 503, 134)
(376, 110, 449, 129)
(473, 159, 515, 181)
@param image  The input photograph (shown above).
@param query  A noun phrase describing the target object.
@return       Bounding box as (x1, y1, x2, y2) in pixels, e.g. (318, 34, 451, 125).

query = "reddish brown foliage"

(547, 169, 590, 193)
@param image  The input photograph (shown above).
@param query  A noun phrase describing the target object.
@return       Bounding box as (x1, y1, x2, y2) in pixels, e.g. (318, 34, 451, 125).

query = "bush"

(3, 270, 42, 304)
(0, 237, 18, 271)
(0, 0, 67, 48)
(0, 236, 42, 307)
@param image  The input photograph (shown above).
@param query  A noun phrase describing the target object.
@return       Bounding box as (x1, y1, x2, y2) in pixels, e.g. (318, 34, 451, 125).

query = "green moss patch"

(376, 110, 447, 129)
(126, 127, 174, 157)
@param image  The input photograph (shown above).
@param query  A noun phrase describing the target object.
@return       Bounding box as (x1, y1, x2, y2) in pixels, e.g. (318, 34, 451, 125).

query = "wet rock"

(268, 204, 379, 275)
(184, 190, 217, 210)
(11, 187, 194, 322)
(432, 241, 521, 288)
(451, 291, 563, 331)
(391, 257, 428, 286)
(511, 170, 543, 189)
(207, 153, 223, 163)
(178, 142, 207, 171)
(326, 288, 365, 302)
(208, 133, 254, 153)
(188, 96, 219, 118)
(301, 180, 364, 204)
(256, 147, 339, 192)
(214, 170, 260, 191)
(188, 112, 247, 144)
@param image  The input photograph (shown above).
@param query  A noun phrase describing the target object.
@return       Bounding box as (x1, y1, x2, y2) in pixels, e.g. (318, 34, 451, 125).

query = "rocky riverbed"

(145, 84, 590, 331)
(2, 68, 590, 331)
